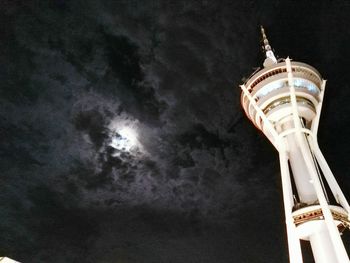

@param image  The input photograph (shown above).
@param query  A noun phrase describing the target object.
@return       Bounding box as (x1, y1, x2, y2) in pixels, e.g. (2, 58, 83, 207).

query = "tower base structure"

(240, 53, 350, 263)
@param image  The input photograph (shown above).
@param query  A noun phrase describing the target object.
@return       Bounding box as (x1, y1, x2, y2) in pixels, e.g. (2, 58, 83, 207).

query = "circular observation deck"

(241, 61, 323, 130)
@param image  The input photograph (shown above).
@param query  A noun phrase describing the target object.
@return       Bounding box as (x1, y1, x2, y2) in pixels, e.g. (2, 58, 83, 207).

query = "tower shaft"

(280, 117, 348, 263)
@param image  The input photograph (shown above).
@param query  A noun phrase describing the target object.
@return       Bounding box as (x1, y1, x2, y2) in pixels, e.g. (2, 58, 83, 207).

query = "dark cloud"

(1, 0, 350, 262)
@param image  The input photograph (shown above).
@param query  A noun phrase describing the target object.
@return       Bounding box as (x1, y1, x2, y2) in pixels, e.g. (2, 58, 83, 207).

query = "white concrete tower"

(240, 27, 350, 263)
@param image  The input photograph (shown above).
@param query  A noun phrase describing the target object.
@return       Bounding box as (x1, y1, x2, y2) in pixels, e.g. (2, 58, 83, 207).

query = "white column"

(310, 137, 350, 214)
(309, 223, 338, 263)
(285, 131, 317, 203)
(278, 141, 303, 263)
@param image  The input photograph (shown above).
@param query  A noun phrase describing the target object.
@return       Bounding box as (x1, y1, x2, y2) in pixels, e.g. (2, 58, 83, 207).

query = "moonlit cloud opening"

(110, 127, 138, 152)
(108, 118, 145, 155)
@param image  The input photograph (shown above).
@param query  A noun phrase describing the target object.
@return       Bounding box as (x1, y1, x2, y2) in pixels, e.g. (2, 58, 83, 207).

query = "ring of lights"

(241, 61, 323, 131)
(292, 205, 350, 240)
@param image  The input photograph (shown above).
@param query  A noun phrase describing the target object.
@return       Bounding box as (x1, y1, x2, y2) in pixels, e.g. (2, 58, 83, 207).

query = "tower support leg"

(309, 223, 338, 263)
(278, 143, 303, 263)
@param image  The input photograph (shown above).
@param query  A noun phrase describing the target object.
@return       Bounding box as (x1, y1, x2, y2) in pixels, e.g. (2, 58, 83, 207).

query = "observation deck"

(241, 61, 323, 131)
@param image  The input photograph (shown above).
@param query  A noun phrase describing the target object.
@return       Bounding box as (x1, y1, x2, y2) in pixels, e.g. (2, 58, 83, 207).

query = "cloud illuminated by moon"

(110, 127, 138, 151)
(108, 118, 145, 155)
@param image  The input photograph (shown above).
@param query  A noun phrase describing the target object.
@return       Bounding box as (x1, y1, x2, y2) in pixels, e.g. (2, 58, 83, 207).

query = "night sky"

(2, 1, 350, 262)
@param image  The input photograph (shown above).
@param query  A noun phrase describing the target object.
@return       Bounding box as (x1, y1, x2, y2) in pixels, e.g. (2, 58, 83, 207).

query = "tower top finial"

(260, 26, 277, 67)
(260, 26, 271, 51)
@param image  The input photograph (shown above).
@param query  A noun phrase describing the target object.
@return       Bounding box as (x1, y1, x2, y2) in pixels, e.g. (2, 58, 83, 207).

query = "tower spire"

(260, 26, 277, 67)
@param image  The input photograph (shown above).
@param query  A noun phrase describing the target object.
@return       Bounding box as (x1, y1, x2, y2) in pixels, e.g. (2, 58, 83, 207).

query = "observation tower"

(240, 27, 350, 263)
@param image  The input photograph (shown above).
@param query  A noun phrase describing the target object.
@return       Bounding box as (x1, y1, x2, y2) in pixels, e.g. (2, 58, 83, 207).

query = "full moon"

(110, 127, 139, 152)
